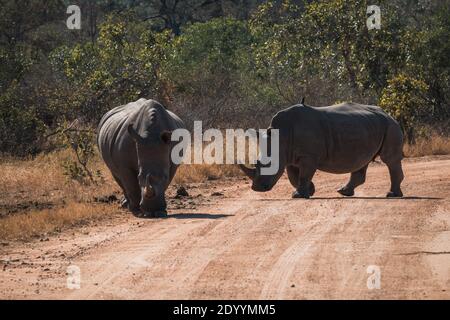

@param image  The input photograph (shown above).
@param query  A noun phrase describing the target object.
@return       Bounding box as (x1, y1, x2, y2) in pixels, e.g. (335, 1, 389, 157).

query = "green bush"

(0, 83, 45, 156)
(49, 13, 170, 124)
(379, 74, 429, 143)
(163, 18, 255, 126)
(55, 121, 101, 185)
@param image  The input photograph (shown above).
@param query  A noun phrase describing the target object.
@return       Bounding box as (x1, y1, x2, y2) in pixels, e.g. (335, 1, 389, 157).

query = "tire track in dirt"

(66, 222, 202, 299)
(260, 201, 337, 299)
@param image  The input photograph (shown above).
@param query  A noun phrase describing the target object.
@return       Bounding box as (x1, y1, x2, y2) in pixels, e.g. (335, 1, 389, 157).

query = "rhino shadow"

(309, 196, 442, 200)
(255, 196, 442, 201)
(166, 213, 234, 219)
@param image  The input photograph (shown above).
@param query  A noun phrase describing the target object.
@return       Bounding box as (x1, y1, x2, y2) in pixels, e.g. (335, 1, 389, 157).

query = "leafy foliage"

(380, 74, 429, 143)
(0, 0, 449, 156)
(163, 18, 256, 125)
(55, 120, 101, 184)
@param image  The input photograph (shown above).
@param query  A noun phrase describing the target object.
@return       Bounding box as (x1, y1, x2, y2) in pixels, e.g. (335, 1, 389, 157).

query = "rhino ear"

(128, 123, 145, 144)
(160, 131, 172, 144)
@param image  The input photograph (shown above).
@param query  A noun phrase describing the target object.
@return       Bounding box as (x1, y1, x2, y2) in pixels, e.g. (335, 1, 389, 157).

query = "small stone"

(175, 186, 189, 198)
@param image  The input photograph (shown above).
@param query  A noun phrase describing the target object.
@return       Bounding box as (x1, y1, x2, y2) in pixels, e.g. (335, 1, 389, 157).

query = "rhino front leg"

(117, 169, 141, 214)
(111, 173, 130, 208)
(337, 164, 368, 197)
(286, 165, 299, 189)
(291, 161, 317, 199)
(287, 165, 315, 198)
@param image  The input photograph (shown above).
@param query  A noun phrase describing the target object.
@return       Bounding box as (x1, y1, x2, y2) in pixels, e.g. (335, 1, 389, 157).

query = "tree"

(163, 17, 254, 126)
(380, 74, 429, 144)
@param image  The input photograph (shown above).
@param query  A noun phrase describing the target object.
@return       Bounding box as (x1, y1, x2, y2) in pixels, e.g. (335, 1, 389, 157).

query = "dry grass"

(0, 202, 117, 241)
(0, 150, 120, 241)
(174, 164, 241, 184)
(0, 149, 118, 207)
(0, 148, 243, 241)
(403, 134, 450, 157)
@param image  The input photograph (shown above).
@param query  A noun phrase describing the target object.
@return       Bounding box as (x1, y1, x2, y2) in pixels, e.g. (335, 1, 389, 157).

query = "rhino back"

(97, 100, 147, 174)
(272, 102, 395, 173)
(97, 99, 184, 176)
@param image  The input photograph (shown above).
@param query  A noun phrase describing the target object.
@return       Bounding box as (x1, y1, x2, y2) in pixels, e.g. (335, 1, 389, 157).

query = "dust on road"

(1, 157, 449, 299)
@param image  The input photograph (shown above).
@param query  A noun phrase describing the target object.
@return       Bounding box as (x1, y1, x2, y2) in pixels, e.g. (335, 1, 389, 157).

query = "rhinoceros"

(240, 101, 404, 198)
(97, 98, 185, 217)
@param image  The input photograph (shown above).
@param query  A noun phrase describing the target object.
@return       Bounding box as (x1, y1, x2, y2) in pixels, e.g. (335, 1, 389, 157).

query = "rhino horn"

(128, 123, 146, 144)
(144, 185, 155, 198)
(144, 175, 155, 198)
(239, 164, 256, 180)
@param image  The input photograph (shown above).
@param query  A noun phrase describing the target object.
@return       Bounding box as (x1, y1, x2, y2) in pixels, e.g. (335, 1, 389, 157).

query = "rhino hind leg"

(379, 123, 404, 197)
(337, 164, 368, 197)
(385, 161, 404, 197)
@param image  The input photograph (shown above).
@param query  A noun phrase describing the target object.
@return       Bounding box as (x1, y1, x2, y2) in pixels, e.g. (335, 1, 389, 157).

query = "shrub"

(0, 83, 45, 156)
(379, 74, 429, 144)
(54, 120, 101, 185)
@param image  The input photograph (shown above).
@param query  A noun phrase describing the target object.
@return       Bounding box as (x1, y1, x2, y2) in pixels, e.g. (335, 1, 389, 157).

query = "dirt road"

(1, 157, 449, 299)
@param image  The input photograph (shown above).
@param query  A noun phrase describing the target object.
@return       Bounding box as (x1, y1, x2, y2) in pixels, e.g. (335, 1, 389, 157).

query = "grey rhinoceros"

(240, 101, 404, 198)
(97, 98, 185, 217)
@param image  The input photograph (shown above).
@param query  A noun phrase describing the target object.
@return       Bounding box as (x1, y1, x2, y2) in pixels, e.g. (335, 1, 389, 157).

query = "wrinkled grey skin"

(97, 99, 185, 217)
(240, 102, 404, 198)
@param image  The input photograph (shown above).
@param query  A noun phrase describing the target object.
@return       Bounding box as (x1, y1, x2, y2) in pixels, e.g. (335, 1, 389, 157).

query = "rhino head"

(239, 128, 286, 192)
(240, 161, 285, 192)
(128, 123, 172, 216)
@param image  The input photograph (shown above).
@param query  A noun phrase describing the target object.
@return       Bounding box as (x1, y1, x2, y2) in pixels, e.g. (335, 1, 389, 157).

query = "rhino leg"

(116, 169, 141, 213)
(120, 197, 129, 208)
(379, 123, 404, 197)
(385, 161, 404, 197)
(287, 165, 315, 198)
(291, 161, 317, 199)
(111, 173, 130, 208)
(337, 164, 368, 197)
(286, 165, 299, 188)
